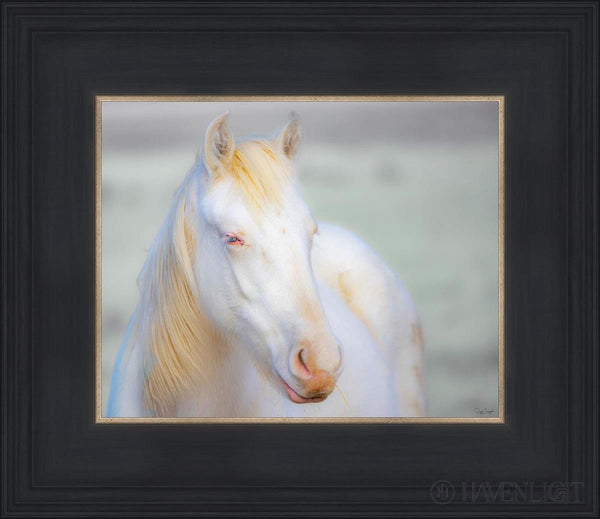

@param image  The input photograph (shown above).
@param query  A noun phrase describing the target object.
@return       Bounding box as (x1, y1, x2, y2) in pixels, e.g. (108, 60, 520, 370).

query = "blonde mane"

(131, 174, 220, 416)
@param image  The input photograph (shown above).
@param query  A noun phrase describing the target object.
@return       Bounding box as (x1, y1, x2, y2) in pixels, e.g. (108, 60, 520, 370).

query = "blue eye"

(224, 233, 244, 246)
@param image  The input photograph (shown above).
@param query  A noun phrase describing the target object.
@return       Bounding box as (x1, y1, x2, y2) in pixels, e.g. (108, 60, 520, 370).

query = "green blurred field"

(101, 102, 499, 417)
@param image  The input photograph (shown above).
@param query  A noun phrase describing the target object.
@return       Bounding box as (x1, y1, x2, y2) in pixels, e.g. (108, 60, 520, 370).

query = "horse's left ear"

(275, 113, 302, 159)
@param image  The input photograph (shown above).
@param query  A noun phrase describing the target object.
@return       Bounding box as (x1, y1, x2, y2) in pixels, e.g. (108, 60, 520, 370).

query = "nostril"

(299, 349, 311, 375)
(295, 349, 312, 379)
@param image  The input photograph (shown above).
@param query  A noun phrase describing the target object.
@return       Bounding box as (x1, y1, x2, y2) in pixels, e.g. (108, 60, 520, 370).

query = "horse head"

(190, 113, 343, 404)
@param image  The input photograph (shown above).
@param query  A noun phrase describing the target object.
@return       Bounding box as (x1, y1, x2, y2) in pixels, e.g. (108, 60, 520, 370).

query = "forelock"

(224, 139, 291, 209)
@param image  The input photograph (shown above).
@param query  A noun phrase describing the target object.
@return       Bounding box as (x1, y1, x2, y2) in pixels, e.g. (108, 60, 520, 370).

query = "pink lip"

(278, 375, 326, 404)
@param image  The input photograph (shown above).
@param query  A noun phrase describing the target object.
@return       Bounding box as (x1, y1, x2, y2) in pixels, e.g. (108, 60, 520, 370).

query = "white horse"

(107, 113, 425, 418)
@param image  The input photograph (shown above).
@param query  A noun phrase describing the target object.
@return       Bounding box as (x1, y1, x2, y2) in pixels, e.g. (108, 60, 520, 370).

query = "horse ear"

(276, 113, 302, 159)
(204, 112, 234, 172)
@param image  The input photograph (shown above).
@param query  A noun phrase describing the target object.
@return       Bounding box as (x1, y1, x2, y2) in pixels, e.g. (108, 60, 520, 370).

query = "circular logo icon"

(431, 480, 455, 504)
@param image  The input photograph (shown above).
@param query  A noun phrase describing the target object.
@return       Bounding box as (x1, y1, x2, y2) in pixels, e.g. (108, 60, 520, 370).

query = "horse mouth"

(278, 375, 328, 404)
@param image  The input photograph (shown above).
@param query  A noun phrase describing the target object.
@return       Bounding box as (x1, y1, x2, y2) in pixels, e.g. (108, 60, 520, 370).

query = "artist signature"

(474, 408, 495, 416)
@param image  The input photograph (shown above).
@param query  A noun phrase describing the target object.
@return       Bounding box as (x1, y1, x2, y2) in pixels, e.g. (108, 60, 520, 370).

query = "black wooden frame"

(1, 2, 598, 517)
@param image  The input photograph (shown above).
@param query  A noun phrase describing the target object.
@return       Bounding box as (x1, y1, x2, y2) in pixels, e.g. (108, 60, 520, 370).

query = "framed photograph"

(96, 96, 504, 423)
(2, 2, 597, 517)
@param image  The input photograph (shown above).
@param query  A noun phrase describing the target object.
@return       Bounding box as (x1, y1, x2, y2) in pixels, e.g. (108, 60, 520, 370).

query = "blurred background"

(101, 100, 499, 417)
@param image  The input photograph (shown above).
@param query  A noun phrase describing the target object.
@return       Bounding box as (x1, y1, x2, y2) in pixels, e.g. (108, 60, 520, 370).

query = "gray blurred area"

(101, 101, 499, 417)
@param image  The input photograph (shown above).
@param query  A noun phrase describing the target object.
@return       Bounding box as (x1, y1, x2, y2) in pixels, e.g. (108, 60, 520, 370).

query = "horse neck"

(174, 330, 282, 417)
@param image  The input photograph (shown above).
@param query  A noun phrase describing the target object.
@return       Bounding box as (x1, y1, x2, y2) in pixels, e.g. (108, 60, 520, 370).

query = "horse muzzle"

(279, 342, 342, 403)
